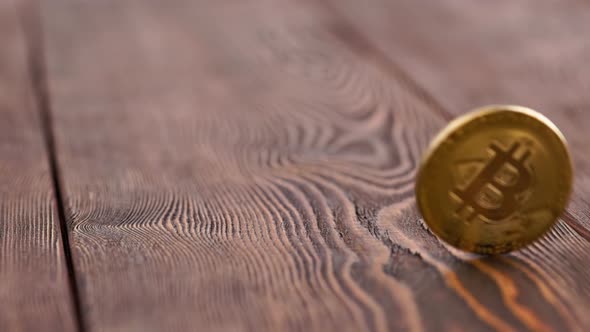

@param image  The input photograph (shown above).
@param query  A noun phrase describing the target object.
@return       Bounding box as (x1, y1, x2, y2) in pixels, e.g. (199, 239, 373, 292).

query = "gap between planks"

(18, 0, 86, 331)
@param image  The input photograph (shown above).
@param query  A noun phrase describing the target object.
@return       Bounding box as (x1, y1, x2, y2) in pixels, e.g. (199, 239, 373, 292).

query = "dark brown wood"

(40, 0, 590, 331)
(0, 1, 76, 331)
(327, 0, 590, 330)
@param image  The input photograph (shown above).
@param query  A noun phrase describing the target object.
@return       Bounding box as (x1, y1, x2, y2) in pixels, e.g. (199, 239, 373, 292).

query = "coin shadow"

(450, 254, 523, 275)
(443, 253, 530, 291)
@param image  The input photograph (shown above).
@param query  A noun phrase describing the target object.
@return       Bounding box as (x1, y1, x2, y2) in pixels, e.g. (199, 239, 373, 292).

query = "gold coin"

(416, 105, 572, 254)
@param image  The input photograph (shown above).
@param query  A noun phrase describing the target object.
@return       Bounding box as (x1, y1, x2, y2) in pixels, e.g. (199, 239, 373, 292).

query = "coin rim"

(415, 105, 573, 254)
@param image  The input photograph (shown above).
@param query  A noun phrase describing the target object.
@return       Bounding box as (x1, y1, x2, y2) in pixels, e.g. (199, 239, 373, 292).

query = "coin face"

(416, 105, 572, 254)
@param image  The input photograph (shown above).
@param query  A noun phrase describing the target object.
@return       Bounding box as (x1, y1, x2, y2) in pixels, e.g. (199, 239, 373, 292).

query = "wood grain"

(0, 1, 76, 331)
(328, 0, 590, 330)
(41, 0, 590, 331)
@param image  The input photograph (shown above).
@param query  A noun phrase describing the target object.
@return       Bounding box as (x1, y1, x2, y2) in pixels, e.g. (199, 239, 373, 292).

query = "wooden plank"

(0, 1, 77, 331)
(328, 0, 590, 330)
(41, 0, 586, 330)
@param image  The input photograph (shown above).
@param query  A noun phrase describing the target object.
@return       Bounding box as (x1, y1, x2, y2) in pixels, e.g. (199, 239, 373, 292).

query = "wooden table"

(2, 0, 589, 331)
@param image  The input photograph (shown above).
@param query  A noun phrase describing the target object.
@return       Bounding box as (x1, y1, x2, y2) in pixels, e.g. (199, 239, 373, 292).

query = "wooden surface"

(331, 1, 590, 329)
(0, 1, 76, 331)
(0, 0, 587, 331)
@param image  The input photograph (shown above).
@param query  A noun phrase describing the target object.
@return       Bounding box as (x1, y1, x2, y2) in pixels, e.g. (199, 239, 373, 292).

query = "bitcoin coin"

(416, 105, 572, 254)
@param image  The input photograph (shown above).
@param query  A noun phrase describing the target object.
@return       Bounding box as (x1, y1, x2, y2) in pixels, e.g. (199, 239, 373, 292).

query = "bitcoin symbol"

(452, 141, 533, 221)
